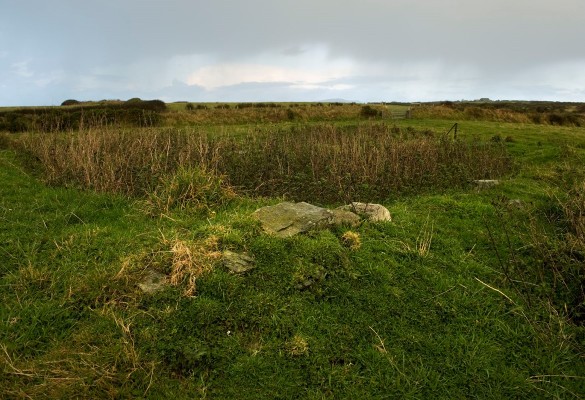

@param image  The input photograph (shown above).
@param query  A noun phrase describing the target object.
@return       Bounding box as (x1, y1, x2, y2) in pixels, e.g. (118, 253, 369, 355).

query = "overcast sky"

(1, 0, 584, 105)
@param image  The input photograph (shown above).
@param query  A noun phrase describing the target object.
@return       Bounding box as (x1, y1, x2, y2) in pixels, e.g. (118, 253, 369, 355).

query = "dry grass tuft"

(13, 261, 54, 292)
(285, 334, 309, 356)
(165, 235, 222, 297)
(393, 216, 434, 258)
(416, 216, 434, 257)
(114, 232, 222, 298)
(0, 312, 158, 398)
(341, 231, 362, 250)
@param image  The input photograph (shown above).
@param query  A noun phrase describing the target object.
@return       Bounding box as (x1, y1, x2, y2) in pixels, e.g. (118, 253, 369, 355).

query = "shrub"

(360, 105, 381, 118)
(0, 112, 29, 132)
(123, 99, 166, 112)
(61, 99, 80, 106)
(541, 112, 583, 127)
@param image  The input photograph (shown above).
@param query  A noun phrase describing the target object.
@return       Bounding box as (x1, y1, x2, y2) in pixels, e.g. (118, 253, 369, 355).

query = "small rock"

(223, 250, 256, 273)
(330, 209, 361, 227)
(138, 270, 167, 294)
(337, 202, 391, 222)
(473, 179, 500, 190)
(507, 199, 524, 209)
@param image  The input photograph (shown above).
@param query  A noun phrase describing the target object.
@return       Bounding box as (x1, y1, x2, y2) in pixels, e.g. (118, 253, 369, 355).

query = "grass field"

(1, 103, 584, 398)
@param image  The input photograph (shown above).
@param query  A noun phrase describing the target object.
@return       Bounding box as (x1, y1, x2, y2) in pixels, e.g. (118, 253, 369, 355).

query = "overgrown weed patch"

(18, 123, 512, 204)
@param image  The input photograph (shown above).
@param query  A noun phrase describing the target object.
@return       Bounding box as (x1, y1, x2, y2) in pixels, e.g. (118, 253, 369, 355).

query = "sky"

(1, 0, 584, 106)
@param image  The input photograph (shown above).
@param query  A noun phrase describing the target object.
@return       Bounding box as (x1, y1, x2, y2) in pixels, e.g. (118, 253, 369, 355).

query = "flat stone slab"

(252, 202, 334, 237)
(337, 202, 391, 222)
(138, 270, 167, 294)
(223, 250, 256, 273)
(252, 201, 391, 237)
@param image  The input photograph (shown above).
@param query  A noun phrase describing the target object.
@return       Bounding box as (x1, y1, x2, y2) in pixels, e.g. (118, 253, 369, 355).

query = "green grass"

(1, 109, 585, 398)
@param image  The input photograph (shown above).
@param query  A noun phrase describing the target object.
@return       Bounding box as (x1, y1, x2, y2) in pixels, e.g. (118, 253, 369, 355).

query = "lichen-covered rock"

(138, 270, 167, 294)
(252, 202, 333, 237)
(253, 201, 390, 237)
(337, 202, 391, 222)
(330, 209, 361, 227)
(223, 250, 255, 273)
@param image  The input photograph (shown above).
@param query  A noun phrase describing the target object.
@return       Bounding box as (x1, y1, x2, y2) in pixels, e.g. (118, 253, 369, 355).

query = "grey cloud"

(1, 0, 584, 105)
(8, 1, 584, 61)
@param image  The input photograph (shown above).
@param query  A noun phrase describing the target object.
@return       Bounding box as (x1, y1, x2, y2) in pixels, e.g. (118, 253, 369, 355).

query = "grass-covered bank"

(1, 109, 585, 398)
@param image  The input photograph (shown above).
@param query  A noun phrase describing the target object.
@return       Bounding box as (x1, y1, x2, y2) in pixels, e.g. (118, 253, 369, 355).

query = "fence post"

(446, 123, 458, 140)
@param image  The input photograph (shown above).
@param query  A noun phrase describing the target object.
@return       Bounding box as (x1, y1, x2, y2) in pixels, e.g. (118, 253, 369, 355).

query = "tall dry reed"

(217, 123, 512, 202)
(18, 123, 512, 204)
(19, 127, 219, 195)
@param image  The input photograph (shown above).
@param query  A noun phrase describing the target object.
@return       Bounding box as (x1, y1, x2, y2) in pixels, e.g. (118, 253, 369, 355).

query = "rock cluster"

(139, 201, 392, 294)
(252, 201, 391, 238)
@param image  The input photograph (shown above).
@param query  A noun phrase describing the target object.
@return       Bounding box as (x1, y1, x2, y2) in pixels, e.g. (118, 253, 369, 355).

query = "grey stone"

(473, 179, 500, 190)
(330, 209, 361, 227)
(223, 250, 256, 273)
(337, 202, 392, 222)
(507, 199, 524, 209)
(252, 202, 334, 237)
(138, 270, 167, 294)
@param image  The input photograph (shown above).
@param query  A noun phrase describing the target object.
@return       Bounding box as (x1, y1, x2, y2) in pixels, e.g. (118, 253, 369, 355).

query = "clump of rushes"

(142, 166, 235, 217)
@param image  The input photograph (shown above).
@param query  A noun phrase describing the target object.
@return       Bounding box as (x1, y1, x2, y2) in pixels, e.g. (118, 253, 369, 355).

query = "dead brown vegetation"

(17, 123, 512, 204)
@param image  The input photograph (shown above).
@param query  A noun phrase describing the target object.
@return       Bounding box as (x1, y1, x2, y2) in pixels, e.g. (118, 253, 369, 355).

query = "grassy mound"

(1, 107, 585, 398)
